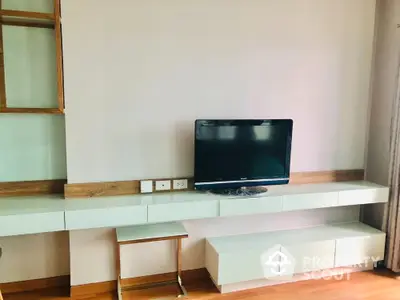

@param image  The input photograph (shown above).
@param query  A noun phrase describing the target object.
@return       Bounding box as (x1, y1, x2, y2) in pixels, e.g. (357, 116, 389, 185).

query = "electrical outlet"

(173, 179, 188, 190)
(155, 180, 171, 191)
(140, 180, 153, 193)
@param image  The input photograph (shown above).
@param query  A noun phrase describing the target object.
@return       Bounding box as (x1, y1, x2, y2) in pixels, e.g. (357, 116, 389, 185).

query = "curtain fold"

(382, 47, 400, 272)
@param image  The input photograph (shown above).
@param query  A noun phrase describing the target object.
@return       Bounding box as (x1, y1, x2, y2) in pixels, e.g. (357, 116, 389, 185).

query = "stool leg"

(177, 238, 182, 279)
(115, 230, 122, 300)
(176, 238, 187, 298)
(0, 289, 3, 300)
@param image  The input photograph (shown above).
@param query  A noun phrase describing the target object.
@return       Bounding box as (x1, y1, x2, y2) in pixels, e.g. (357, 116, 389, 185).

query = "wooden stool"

(115, 222, 188, 300)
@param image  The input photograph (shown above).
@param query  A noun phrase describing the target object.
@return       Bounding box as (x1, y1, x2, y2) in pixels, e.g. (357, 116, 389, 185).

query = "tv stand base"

(209, 186, 268, 196)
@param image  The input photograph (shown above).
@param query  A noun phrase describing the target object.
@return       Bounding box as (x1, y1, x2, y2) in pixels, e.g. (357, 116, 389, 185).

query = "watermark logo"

(260, 245, 381, 281)
(260, 244, 295, 280)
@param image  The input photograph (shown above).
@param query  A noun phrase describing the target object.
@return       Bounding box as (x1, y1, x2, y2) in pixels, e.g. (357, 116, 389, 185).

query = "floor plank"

(3, 270, 399, 300)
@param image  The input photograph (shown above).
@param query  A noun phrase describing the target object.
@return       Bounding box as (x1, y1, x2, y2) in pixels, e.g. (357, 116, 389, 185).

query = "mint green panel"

(0, 114, 67, 182)
(3, 26, 57, 108)
(2, 0, 54, 13)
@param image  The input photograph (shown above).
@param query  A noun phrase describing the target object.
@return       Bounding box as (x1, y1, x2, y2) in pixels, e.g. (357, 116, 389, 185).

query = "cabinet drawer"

(220, 196, 282, 217)
(65, 206, 147, 230)
(148, 201, 218, 223)
(282, 192, 337, 211)
(218, 250, 269, 285)
(338, 188, 389, 206)
(283, 240, 335, 274)
(335, 234, 385, 267)
(0, 212, 65, 236)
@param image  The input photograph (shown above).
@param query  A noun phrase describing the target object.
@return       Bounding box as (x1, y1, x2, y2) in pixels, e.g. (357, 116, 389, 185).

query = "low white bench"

(205, 222, 385, 293)
(115, 222, 188, 299)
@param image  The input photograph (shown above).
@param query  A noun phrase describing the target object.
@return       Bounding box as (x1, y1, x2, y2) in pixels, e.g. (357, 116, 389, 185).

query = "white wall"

(0, 232, 70, 283)
(363, 0, 400, 229)
(61, 0, 377, 285)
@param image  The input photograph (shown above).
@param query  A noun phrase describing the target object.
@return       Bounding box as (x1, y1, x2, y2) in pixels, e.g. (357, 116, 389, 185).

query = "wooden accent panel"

(70, 280, 116, 299)
(0, 10, 54, 20)
(64, 169, 364, 198)
(0, 179, 66, 197)
(0, 107, 63, 114)
(65, 180, 140, 198)
(0, 275, 69, 294)
(1, 18, 54, 29)
(54, 0, 64, 112)
(290, 169, 364, 184)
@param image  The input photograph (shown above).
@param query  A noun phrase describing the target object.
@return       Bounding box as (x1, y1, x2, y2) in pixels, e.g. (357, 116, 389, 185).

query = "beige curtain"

(382, 50, 400, 272)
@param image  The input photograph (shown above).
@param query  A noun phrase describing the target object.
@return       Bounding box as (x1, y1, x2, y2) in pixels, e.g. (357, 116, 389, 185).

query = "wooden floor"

(3, 270, 400, 300)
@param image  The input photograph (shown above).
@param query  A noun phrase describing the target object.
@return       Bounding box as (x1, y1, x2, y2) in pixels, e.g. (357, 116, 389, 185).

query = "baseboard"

(217, 264, 374, 294)
(70, 268, 208, 298)
(70, 280, 117, 299)
(120, 268, 209, 288)
(0, 275, 70, 294)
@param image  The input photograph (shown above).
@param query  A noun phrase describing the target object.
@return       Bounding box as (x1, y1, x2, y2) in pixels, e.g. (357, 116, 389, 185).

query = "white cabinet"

(220, 196, 282, 217)
(0, 212, 65, 236)
(65, 206, 147, 230)
(283, 240, 336, 274)
(335, 235, 386, 267)
(282, 192, 337, 211)
(147, 200, 219, 223)
(338, 188, 388, 206)
(205, 222, 385, 288)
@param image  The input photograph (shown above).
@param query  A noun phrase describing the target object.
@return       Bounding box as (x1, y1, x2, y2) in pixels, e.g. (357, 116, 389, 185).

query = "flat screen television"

(194, 119, 293, 195)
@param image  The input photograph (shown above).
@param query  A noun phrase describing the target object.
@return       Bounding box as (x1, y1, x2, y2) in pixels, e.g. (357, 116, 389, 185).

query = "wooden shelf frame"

(1, 18, 54, 29)
(0, 0, 64, 114)
(0, 9, 54, 20)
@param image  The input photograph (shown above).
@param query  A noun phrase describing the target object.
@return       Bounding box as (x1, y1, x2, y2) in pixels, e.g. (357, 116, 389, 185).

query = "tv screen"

(194, 119, 293, 190)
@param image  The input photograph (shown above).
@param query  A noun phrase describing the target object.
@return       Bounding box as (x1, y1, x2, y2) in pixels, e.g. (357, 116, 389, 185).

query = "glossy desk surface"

(0, 181, 389, 236)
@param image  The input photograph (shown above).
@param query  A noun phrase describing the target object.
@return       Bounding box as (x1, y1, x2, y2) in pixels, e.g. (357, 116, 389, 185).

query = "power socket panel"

(155, 180, 171, 191)
(173, 179, 188, 190)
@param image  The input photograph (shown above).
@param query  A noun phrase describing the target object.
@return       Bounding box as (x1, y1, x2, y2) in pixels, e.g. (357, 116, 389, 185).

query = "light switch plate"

(140, 180, 153, 193)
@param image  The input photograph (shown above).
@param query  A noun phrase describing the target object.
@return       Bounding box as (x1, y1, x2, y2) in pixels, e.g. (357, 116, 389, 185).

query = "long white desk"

(0, 181, 389, 236)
